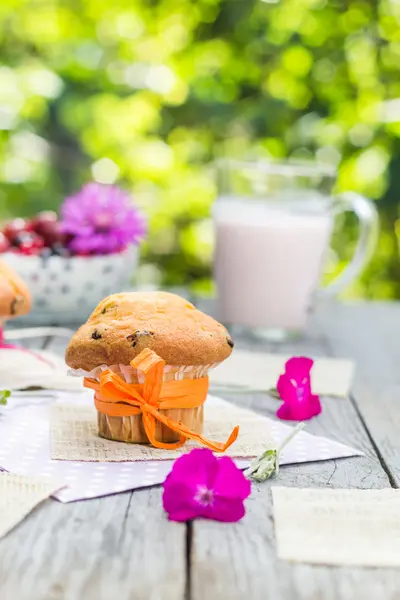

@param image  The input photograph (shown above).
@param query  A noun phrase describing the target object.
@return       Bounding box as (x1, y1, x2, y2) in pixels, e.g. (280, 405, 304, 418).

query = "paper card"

(272, 487, 400, 567)
(49, 399, 276, 462)
(0, 473, 62, 538)
(211, 350, 354, 397)
(49, 398, 362, 463)
(0, 393, 363, 503)
(0, 348, 82, 392)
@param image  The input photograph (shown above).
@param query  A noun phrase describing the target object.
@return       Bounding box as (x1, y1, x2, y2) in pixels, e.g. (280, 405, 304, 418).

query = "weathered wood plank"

(191, 309, 394, 600)
(191, 481, 400, 600)
(0, 492, 130, 600)
(314, 300, 400, 386)
(0, 484, 186, 600)
(0, 336, 186, 600)
(317, 302, 400, 487)
(191, 404, 392, 600)
(118, 487, 186, 600)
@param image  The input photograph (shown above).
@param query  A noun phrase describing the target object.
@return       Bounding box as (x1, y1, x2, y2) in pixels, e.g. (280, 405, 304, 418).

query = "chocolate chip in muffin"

(10, 297, 22, 315)
(126, 330, 155, 348)
(227, 336, 234, 348)
(101, 302, 117, 315)
(10, 296, 25, 315)
(91, 329, 102, 340)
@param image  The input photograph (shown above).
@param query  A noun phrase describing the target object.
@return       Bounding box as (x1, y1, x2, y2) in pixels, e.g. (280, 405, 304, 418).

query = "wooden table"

(1, 301, 400, 600)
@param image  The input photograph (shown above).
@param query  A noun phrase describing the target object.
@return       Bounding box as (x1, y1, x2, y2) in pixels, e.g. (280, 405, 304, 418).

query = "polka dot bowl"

(2, 245, 139, 326)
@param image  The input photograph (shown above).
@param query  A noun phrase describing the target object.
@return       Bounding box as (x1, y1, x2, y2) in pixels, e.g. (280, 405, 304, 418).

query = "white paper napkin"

(0, 473, 63, 538)
(0, 392, 363, 503)
(211, 350, 354, 397)
(0, 348, 82, 392)
(272, 487, 400, 567)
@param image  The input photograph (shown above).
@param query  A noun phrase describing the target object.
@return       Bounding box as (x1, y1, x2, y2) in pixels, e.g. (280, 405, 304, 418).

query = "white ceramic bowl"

(2, 245, 139, 325)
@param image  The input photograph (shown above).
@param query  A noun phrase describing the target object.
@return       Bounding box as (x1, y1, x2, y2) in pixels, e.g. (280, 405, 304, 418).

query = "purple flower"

(60, 183, 146, 255)
(162, 448, 251, 523)
(276, 356, 322, 421)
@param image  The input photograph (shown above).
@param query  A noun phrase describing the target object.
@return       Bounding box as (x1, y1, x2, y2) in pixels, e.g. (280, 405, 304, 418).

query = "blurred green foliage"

(0, 0, 400, 297)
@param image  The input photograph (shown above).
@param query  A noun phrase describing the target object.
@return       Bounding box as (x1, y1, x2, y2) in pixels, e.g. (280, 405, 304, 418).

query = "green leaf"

(0, 390, 11, 406)
(244, 423, 305, 482)
(244, 449, 279, 482)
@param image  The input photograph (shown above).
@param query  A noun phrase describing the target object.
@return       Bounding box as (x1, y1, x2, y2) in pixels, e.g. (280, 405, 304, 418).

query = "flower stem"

(277, 422, 305, 454)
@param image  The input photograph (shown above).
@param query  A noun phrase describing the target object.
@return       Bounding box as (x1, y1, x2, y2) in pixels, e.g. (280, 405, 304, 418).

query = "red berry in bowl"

(0, 233, 10, 253)
(30, 211, 57, 231)
(3, 218, 29, 242)
(13, 232, 45, 255)
(30, 212, 64, 247)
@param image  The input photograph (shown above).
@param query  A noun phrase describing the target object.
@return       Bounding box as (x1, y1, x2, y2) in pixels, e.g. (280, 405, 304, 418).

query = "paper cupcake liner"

(97, 405, 205, 445)
(69, 362, 217, 444)
(68, 362, 219, 384)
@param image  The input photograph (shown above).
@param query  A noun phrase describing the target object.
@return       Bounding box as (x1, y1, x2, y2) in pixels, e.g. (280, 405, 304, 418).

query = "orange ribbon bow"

(84, 348, 239, 452)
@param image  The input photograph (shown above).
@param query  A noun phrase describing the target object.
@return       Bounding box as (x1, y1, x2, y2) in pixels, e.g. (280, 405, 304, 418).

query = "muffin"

(0, 260, 31, 322)
(66, 291, 235, 446)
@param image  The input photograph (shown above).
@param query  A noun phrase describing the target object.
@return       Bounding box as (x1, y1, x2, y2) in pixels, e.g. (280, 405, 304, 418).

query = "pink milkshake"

(214, 197, 332, 333)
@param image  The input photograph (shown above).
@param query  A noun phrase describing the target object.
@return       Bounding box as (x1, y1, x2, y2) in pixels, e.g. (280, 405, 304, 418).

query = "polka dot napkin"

(0, 393, 363, 503)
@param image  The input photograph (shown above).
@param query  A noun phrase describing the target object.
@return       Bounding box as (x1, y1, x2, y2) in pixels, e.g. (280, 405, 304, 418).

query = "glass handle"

(321, 192, 379, 296)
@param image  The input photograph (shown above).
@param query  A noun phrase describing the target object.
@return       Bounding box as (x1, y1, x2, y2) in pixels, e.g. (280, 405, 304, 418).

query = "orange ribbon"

(84, 348, 239, 452)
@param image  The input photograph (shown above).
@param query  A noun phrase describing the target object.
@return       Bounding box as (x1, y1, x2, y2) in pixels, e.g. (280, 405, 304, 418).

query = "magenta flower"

(276, 357, 321, 421)
(162, 448, 251, 522)
(60, 183, 146, 255)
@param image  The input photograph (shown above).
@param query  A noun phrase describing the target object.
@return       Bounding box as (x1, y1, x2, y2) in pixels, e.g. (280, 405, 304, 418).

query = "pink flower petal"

(277, 394, 322, 421)
(213, 456, 251, 500)
(276, 356, 321, 421)
(167, 507, 200, 522)
(285, 356, 314, 383)
(277, 373, 293, 403)
(162, 482, 200, 521)
(162, 449, 250, 523)
(165, 448, 218, 490)
(277, 379, 312, 405)
(209, 497, 247, 523)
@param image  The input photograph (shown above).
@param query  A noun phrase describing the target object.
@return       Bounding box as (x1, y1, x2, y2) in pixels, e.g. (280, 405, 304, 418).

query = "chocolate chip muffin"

(0, 260, 31, 320)
(66, 291, 233, 371)
(66, 291, 234, 445)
